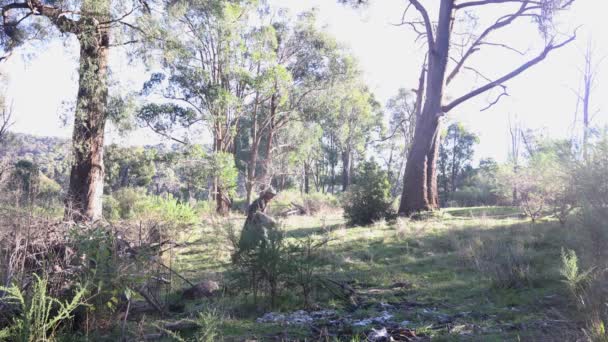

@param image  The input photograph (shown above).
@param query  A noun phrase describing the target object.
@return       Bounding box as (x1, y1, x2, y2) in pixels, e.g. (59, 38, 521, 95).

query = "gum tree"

(137, 0, 252, 214)
(1, 0, 153, 221)
(395, 0, 577, 214)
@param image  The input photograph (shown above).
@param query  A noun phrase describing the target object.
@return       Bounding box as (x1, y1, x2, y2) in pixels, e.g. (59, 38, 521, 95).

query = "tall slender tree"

(137, 1, 252, 214)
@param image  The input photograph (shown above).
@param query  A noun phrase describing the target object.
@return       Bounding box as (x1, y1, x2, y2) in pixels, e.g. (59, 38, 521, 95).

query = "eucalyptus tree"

(437, 122, 478, 203)
(382, 88, 418, 196)
(104, 145, 157, 193)
(137, 0, 252, 214)
(321, 83, 383, 191)
(1, 0, 155, 221)
(240, 14, 289, 205)
(394, 0, 577, 215)
(242, 9, 354, 203)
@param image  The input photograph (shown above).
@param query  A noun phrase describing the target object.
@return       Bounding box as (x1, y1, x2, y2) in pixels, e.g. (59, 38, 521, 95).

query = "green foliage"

(285, 235, 330, 307)
(438, 122, 479, 205)
(106, 187, 148, 219)
(510, 139, 576, 222)
(155, 308, 224, 342)
(342, 161, 393, 225)
(267, 189, 340, 216)
(449, 159, 504, 207)
(0, 134, 73, 189)
(142, 194, 198, 225)
(206, 152, 238, 198)
(0, 274, 87, 342)
(560, 248, 595, 300)
(104, 187, 198, 225)
(230, 218, 329, 308)
(231, 220, 286, 307)
(104, 144, 157, 193)
(9, 160, 41, 206)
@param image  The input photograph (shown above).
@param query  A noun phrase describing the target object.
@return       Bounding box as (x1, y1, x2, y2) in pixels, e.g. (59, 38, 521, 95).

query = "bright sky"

(1, 0, 606, 162)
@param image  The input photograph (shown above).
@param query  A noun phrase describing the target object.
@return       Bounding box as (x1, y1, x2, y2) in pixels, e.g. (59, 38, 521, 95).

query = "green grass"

(166, 206, 584, 341)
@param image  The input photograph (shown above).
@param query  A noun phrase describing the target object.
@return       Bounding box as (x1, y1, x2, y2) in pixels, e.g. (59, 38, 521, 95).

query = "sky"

(1, 0, 606, 162)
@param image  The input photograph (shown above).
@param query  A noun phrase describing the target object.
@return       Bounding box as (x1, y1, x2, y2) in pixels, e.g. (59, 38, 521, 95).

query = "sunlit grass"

(170, 206, 581, 341)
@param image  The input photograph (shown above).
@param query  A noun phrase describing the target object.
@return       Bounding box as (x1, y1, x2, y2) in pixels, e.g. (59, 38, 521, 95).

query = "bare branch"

(454, 0, 540, 10)
(143, 121, 188, 145)
(479, 41, 526, 55)
(480, 85, 509, 111)
(443, 32, 577, 113)
(2, 0, 80, 37)
(408, 0, 435, 50)
(0, 103, 14, 143)
(447, 1, 529, 85)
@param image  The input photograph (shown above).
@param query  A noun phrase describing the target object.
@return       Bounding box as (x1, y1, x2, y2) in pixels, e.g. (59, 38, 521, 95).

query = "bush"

(497, 140, 578, 223)
(230, 220, 287, 308)
(229, 219, 329, 309)
(560, 248, 595, 305)
(342, 161, 393, 225)
(107, 187, 148, 219)
(104, 188, 197, 226)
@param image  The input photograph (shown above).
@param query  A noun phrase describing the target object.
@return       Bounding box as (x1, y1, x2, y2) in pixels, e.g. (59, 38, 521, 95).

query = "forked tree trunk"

(398, 0, 575, 215)
(399, 114, 441, 215)
(65, 17, 110, 222)
(399, 0, 453, 215)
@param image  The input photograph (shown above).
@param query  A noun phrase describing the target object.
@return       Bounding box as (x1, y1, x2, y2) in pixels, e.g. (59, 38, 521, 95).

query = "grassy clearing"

(167, 206, 584, 341)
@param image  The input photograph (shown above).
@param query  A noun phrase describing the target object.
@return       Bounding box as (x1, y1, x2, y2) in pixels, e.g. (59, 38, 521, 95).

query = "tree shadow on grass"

(315, 217, 581, 340)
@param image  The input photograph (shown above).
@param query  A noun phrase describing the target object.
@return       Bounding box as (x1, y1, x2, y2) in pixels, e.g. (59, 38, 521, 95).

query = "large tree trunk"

(399, 115, 441, 215)
(399, 0, 453, 215)
(64, 17, 110, 222)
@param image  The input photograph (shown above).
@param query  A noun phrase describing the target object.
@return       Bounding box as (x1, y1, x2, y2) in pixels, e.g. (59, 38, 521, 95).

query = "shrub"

(155, 308, 224, 342)
(229, 221, 287, 307)
(560, 248, 595, 304)
(109, 187, 148, 219)
(285, 235, 330, 308)
(342, 161, 393, 225)
(303, 192, 341, 214)
(105, 188, 197, 227)
(229, 220, 329, 308)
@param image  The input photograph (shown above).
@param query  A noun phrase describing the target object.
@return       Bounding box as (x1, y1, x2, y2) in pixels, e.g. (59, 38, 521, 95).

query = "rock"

(288, 310, 314, 325)
(368, 327, 390, 341)
(181, 280, 220, 299)
(257, 312, 287, 324)
(256, 309, 337, 325)
(352, 311, 393, 327)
